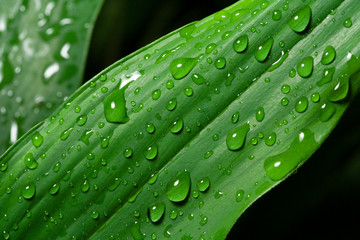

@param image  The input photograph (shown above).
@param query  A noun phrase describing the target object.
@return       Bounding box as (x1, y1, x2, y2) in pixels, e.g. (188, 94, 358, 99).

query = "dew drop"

(76, 115, 87, 126)
(124, 148, 133, 158)
(281, 84, 290, 94)
(344, 18, 352, 28)
(321, 46, 336, 65)
(215, 57, 226, 69)
(49, 183, 60, 195)
(297, 56, 313, 78)
(328, 74, 349, 102)
(226, 123, 250, 151)
(170, 209, 178, 220)
(22, 182, 36, 200)
(91, 210, 100, 220)
(166, 170, 191, 202)
(146, 123, 156, 134)
(311, 92, 320, 103)
(288, 6, 311, 33)
(317, 67, 335, 86)
(256, 107, 265, 122)
(32, 132, 43, 148)
(60, 127, 73, 140)
(170, 58, 197, 80)
(24, 153, 38, 169)
(197, 177, 210, 192)
(254, 37, 274, 62)
(232, 112, 239, 124)
(170, 118, 183, 134)
(235, 190, 245, 202)
(265, 132, 277, 146)
(152, 89, 161, 100)
(272, 10, 282, 21)
(103, 83, 129, 124)
(191, 73, 206, 85)
(145, 144, 158, 160)
(148, 201, 165, 223)
(295, 96, 308, 113)
(233, 35, 248, 53)
(320, 103, 336, 122)
(166, 98, 177, 111)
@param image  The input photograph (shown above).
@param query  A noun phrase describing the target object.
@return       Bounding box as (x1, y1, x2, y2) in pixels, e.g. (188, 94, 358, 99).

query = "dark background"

(85, 1, 360, 239)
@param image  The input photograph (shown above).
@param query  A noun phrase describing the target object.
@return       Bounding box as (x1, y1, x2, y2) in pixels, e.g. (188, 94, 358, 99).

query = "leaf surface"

(0, 0, 359, 239)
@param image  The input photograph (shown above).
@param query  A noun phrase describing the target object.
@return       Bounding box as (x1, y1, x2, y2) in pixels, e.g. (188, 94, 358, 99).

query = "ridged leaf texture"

(0, 0, 360, 239)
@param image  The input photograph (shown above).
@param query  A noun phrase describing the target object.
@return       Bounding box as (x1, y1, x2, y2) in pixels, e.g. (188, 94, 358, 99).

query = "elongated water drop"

(226, 123, 250, 151)
(320, 103, 337, 122)
(49, 183, 60, 195)
(145, 143, 158, 160)
(297, 56, 313, 78)
(24, 153, 38, 169)
(170, 58, 197, 80)
(317, 67, 335, 86)
(32, 132, 43, 148)
(191, 73, 206, 85)
(264, 129, 317, 180)
(148, 202, 165, 223)
(22, 182, 36, 200)
(166, 170, 191, 202)
(76, 115, 87, 126)
(321, 46, 336, 65)
(288, 6, 311, 33)
(103, 83, 129, 123)
(170, 118, 183, 134)
(233, 35, 248, 53)
(166, 98, 177, 111)
(295, 96, 308, 113)
(256, 107, 265, 122)
(328, 74, 349, 102)
(254, 37, 273, 62)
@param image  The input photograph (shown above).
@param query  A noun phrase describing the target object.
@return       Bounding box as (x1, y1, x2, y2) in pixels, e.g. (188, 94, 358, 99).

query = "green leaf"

(0, 0, 360, 239)
(0, 0, 104, 154)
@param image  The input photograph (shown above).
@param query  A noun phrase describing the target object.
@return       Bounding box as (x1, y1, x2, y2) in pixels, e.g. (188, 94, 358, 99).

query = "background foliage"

(86, 0, 360, 239)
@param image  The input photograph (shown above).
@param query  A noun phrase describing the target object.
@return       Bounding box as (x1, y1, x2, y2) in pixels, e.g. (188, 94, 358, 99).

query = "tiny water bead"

(317, 67, 335, 86)
(226, 123, 250, 151)
(233, 35, 248, 53)
(166, 80, 174, 89)
(170, 209, 178, 220)
(170, 118, 184, 134)
(197, 177, 210, 192)
(256, 107, 265, 122)
(311, 92, 320, 103)
(184, 87, 193, 97)
(148, 202, 165, 223)
(344, 18, 352, 28)
(170, 58, 197, 80)
(91, 211, 100, 220)
(215, 57, 226, 69)
(254, 37, 274, 62)
(24, 153, 38, 169)
(205, 43, 217, 54)
(146, 123, 156, 134)
(191, 73, 206, 85)
(297, 56, 313, 78)
(166, 170, 191, 202)
(22, 182, 36, 200)
(265, 132, 276, 146)
(32, 132, 43, 148)
(103, 84, 129, 124)
(166, 98, 177, 111)
(232, 112, 239, 124)
(145, 144, 158, 160)
(272, 10, 282, 21)
(295, 96, 308, 113)
(264, 129, 316, 181)
(124, 148, 133, 158)
(288, 6, 311, 32)
(321, 46, 336, 65)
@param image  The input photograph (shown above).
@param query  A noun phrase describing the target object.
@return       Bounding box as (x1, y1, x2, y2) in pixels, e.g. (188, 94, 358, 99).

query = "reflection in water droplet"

(166, 171, 191, 202)
(170, 58, 197, 80)
(288, 6, 311, 32)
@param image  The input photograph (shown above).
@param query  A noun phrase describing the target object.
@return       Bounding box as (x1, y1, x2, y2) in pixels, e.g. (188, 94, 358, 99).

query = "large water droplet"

(255, 37, 274, 62)
(170, 58, 197, 80)
(215, 57, 226, 69)
(288, 6, 311, 33)
(148, 201, 165, 223)
(24, 153, 38, 169)
(32, 132, 43, 148)
(226, 123, 250, 151)
(166, 170, 191, 202)
(297, 56, 313, 78)
(233, 35, 248, 53)
(145, 144, 158, 160)
(264, 129, 317, 180)
(321, 46, 336, 65)
(328, 74, 349, 102)
(265, 132, 277, 146)
(295, 96, 308, 113)
(103, 83, 130, 123)
(22, 182, 36, 200)
(317, 67, 335, 86)
(170, 118, 183, 134)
